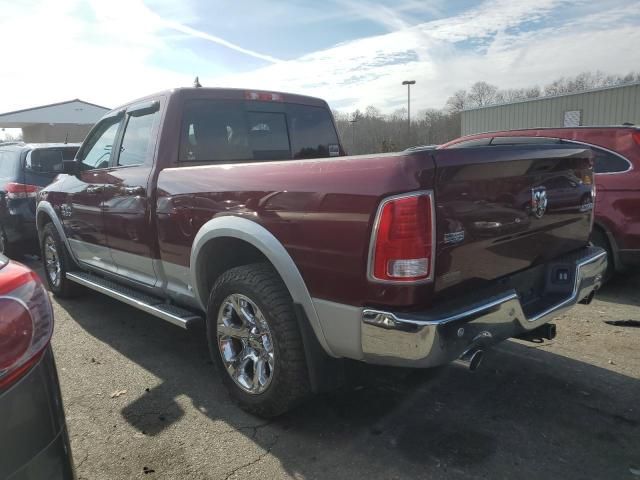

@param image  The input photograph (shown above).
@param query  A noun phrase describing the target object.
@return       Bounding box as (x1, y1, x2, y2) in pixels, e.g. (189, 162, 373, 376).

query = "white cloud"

(159, 20, 282, 63)
(0, 0, 275, 116)
(0, 0, 638, 136)
(209, 0, 640, 113)
(0, 0, 186, 111)
(333, 0, 412, 31)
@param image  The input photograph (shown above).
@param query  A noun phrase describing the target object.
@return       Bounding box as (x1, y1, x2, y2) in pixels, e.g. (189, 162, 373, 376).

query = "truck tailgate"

(432, 145, 594, 295)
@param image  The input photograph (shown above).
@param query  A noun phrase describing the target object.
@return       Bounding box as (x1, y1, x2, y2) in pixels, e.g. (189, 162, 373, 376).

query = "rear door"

(432, 144, 594, 294)
(101, 100, 161, 286)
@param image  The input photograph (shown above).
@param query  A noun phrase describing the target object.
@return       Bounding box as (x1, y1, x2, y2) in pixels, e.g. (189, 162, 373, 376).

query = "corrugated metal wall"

(461, 82, 640, 135)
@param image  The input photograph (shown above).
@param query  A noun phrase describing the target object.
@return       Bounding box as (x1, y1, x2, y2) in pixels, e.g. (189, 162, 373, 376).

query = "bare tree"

(494, 86, 541, 104)
(467, 81, 498, 107)
(525, 86, 541, 98)
(365, 106, 382, 118)
(543, 70, 638, 97)
(0, 130, 23, 142)
(445, 89, 468, 113)
(332, 70, 640, 156)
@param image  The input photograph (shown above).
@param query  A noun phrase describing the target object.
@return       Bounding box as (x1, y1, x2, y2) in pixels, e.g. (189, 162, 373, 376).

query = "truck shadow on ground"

(55, 288, 640, 480)
(594, 271, 640, 310)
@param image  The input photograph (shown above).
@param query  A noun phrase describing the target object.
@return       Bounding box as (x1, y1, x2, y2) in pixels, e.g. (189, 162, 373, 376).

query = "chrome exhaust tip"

(454, 348, 484, 372)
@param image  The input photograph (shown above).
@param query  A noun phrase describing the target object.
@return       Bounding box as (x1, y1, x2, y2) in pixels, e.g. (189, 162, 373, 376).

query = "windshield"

(26, 147, 79, 176)
(0, 150, 20, 179)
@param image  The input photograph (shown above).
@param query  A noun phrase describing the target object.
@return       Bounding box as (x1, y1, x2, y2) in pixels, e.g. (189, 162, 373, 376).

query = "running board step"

(66, 271, 203, 329)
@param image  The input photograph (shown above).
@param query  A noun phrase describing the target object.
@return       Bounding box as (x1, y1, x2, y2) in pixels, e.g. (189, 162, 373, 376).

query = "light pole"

(402, 80, 415, 136)
(349, 117, 358, 153)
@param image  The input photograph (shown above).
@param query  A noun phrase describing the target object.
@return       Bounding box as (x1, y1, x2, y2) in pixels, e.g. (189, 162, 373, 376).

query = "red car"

(442, 126, 640, 276)
(0, 256, 75, 479)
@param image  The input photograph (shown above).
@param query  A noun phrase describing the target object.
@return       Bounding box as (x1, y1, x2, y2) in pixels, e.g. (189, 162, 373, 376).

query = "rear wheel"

(206, 263, 310, 417)
(40, 222, 82, 297)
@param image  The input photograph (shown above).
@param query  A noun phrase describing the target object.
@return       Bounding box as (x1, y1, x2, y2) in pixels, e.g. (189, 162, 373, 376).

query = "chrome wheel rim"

(216, 294, 275, 395)
(44, 235, 61, 287)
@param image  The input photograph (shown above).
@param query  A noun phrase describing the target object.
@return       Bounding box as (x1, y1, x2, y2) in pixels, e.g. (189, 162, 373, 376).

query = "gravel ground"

(24, 256, 640, 480)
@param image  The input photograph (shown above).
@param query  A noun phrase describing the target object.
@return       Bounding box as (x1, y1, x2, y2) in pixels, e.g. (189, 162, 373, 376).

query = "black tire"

(591, 227, 614, 281)
(0, 225, 20, 258)
(206, 263, 310, 417)
(40, 222, 82, 297)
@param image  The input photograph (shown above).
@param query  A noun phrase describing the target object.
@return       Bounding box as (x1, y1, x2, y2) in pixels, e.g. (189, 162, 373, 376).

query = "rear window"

(26, 147, 78, 176)
(591, 148, 631, 174)
(180, 100, 340, 163)
(559, 141, 632, 174)
(0, 150, 20, 178)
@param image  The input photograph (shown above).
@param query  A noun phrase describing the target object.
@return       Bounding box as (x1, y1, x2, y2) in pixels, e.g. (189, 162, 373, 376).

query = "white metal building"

(0, 99, 110, 143)
(461, 82, 640, 136)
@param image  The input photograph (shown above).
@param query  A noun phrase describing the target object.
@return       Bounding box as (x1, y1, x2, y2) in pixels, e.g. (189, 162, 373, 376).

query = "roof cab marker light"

(244, 91, 284, 102)
(368, 191, 435, 283)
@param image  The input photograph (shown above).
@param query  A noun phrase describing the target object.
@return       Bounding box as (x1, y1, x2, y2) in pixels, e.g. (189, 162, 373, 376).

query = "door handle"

(86, 185, 103, 194)
(123, 186, 145, 196)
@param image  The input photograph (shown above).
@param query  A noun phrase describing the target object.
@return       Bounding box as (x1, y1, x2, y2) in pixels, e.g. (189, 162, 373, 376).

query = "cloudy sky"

(1, 0, 639, 121)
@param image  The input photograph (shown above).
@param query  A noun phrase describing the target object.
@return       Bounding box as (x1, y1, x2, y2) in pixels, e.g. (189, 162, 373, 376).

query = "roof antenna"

(64, 131, 69, 144)
(193, 76, 202, 88)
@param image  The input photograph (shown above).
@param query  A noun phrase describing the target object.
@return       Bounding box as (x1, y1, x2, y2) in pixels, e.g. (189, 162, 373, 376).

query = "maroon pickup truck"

(36, 88, 606, 417)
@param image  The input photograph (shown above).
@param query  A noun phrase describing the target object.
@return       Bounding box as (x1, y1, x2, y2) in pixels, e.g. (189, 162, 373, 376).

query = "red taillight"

(632, 130, 640, 146)
(0, 262, 53, 390)
(369, 192, 434, 282)
(5, 182, 41, 199)
(244, 91, 284, 102)
(0, 299, 33, 371)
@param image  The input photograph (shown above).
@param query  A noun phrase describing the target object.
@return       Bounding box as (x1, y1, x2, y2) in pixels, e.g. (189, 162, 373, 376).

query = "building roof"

(462, 81, 640, 113)
(0, 99, 110, 127)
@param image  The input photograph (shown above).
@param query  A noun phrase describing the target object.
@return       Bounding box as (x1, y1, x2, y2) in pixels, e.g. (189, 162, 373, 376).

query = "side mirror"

(62, 160, 79, 175)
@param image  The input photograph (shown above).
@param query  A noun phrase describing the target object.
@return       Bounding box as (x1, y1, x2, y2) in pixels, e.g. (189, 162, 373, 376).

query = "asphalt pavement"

(23, 256, 640, 480)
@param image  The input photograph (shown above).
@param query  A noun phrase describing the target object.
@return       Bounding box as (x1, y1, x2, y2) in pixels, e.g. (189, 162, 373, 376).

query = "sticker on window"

(328, 144, 340, 157)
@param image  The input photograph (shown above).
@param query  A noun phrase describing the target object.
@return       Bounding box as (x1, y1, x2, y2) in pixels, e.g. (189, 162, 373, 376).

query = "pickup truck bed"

(36, 87, 606, 417)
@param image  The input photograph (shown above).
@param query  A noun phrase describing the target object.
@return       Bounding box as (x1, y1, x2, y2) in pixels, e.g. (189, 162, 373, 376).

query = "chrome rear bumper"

(361, 246, 607, 368)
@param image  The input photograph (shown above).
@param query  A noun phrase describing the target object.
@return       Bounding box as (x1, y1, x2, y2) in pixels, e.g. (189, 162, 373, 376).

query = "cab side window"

(117, 109, 158, 167)
(78, 117, 122, 170)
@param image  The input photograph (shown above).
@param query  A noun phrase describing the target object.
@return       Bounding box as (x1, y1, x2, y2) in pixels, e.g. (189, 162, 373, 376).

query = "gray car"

(0, 255, 74, 479)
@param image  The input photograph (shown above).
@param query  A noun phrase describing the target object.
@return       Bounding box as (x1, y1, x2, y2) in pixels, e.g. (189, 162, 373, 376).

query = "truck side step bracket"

(65, 271, 203, 329)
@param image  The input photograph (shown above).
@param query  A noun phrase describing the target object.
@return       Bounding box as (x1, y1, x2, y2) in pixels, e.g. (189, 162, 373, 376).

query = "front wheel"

(40, 223, 82, 297)
(206, 263, 310, 417)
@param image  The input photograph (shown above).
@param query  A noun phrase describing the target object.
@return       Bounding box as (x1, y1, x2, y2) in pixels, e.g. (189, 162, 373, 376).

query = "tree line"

(333, 71, 640, 155)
